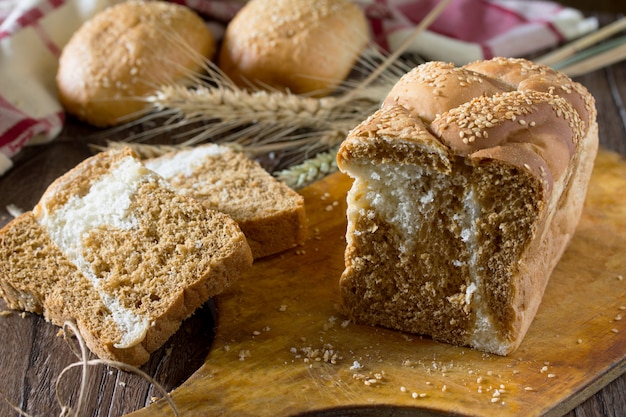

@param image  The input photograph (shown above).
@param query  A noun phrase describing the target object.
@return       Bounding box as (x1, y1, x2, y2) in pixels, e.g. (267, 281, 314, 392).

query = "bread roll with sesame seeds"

(218, 0, 369, 96)
(56, 0, 216, 127)
(337, 57, 598, 355)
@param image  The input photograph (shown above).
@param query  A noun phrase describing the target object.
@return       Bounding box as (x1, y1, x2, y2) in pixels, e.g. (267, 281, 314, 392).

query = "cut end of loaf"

(339, 134, 543, 355)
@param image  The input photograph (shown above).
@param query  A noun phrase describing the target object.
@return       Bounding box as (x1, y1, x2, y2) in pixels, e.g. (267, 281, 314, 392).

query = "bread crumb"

(6, 204, 24, 218)
(239, 349, 251, 361)
(353, 370, 385, 385)
(278, 304, 288, 312)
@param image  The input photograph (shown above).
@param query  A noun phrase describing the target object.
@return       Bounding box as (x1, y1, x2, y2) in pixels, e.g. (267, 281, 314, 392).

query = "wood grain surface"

(1, 18, 626, 417)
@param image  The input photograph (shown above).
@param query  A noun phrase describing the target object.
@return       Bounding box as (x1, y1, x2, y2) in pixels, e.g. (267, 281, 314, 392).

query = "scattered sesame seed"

(540, 366, 548, 373)
(548, 374, 556, 378)
(611, 328, 619, 334)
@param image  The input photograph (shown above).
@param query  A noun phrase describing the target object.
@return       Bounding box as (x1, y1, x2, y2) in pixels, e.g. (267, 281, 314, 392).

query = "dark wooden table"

(1, 28, 625, 417)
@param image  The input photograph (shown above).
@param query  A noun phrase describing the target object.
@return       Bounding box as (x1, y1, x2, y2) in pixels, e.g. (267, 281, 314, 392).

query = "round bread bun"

(218, 0, 370, 96)
(56, 0, 216, 127)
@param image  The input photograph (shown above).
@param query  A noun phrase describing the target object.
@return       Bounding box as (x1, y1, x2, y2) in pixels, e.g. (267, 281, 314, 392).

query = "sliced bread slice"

(144, 144, 307, 259)
(0, 147, 253, 365)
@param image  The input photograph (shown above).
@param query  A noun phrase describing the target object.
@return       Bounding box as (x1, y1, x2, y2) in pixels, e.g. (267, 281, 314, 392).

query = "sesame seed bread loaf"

(56, 0, 216, 127)
(337, 57, 598, 355)
(218, 0, 369, 96)
(0, 148, 252, 365)
(144, 144, 307, 259)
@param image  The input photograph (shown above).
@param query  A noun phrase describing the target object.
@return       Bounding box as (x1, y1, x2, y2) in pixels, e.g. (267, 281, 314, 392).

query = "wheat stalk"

(274, 146, 339, 189)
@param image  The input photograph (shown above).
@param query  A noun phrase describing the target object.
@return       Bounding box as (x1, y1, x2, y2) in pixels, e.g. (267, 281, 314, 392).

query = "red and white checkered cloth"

(0, 0, 596, 176)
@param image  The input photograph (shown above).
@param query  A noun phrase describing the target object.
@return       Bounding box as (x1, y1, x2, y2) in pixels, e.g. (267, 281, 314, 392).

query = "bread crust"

(337, 57, 598, 355)
(56, 0, 215, 127)
(218, 0, 369, 95)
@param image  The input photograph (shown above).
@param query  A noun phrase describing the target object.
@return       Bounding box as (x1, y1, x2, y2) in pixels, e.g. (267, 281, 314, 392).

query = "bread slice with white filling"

(0, 148, 252, 365)
(144, 144, 307, 259)
(337, 57, 598, 355)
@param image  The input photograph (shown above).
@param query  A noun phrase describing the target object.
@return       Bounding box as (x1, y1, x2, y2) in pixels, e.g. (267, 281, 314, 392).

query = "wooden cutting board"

(127, 149, 626, 417)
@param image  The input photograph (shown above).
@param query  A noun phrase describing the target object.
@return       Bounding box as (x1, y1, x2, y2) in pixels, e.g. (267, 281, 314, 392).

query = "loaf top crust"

(343, 57, 596, 193)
